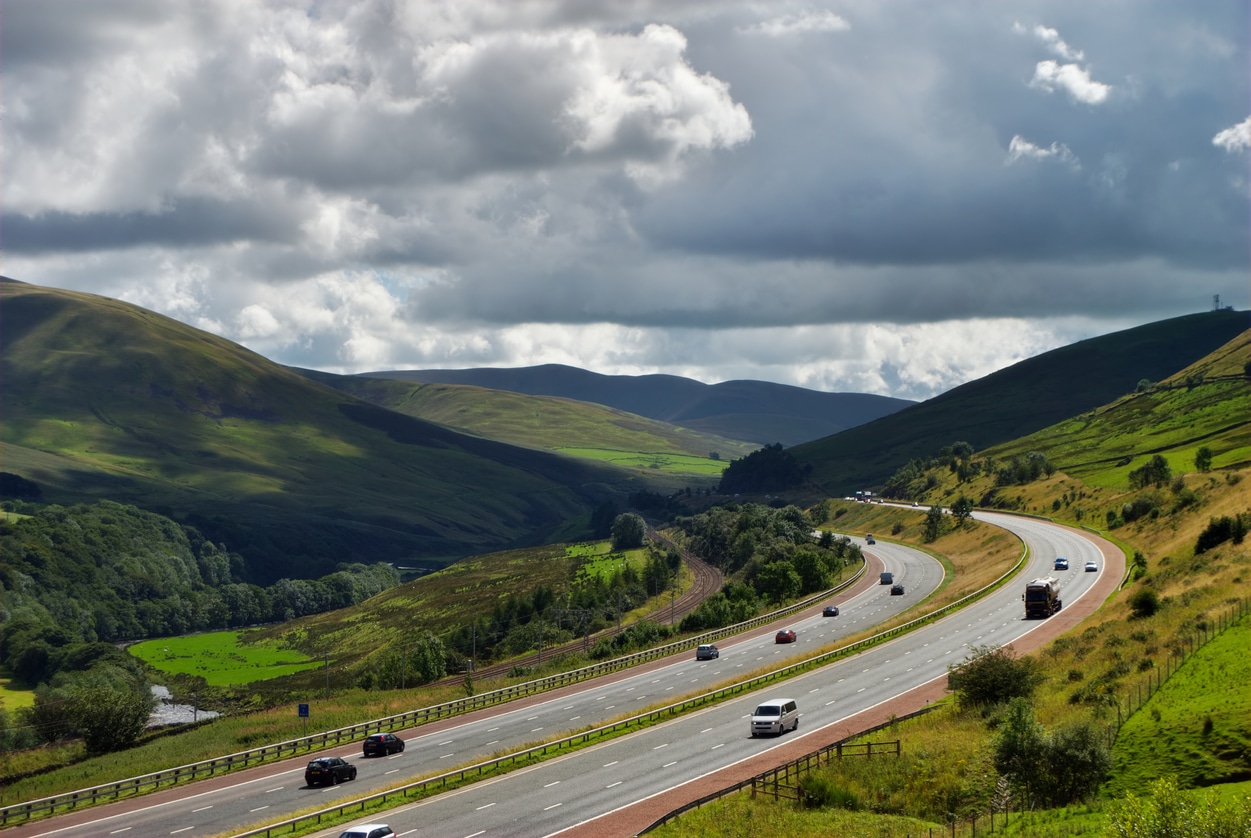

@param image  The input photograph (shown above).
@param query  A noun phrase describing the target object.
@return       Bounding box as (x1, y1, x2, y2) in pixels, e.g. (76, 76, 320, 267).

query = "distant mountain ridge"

(361, 365, 914, 447)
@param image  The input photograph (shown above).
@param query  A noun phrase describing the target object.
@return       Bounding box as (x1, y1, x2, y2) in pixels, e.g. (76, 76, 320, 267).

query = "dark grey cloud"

(2, 0, 1246, 400)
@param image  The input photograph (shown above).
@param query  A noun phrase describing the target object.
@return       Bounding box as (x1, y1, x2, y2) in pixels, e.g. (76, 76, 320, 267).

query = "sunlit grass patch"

(555, 448, 729, 474)
(129, 631, 324, 687)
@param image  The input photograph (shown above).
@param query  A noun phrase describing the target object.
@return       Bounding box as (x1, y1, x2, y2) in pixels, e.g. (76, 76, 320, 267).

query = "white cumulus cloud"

(1213, 116, 1251, 152)
(1006, 135, 1079, 168)
(1032, 25, 1084, 61)
(1030, 59, 1111, 105)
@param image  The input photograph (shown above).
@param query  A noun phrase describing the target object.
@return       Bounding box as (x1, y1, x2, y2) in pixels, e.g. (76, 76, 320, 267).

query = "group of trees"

(947, 645, 1111, 809)
(0, 501, 399, 687)
(716, 444, 812, 494)
(676, 503, 859, 617)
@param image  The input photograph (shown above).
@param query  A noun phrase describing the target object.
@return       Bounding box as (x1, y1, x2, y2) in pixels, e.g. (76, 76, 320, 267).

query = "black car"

(822, 605, 840, 617)
(363, 732, 405, 757)
(305, 756, 357, 786)
(890, 583, 905, 596)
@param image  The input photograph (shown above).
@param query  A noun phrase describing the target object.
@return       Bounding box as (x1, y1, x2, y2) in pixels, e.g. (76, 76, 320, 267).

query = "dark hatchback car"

(363, 732, 405, 757)
(890, 583, 905, 596)
(305, 756, 357, 786)
(822, 605, 840, 617)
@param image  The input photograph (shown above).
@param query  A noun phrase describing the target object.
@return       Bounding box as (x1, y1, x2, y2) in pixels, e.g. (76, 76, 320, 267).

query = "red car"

(774, 629, 797, 643)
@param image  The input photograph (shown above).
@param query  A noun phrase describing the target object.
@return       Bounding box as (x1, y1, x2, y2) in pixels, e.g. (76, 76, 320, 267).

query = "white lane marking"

(545, 803, 563, 811)
(250, 805, 269, 812)
(191, 806, 212, 813)
(607, 781, 622, 788)
(603, 761, 618, 767)
(663, 761, 677, 768)
(476, 802, 496, 810)
(544, 780, 560, 787)
(265, 787, 283, 793)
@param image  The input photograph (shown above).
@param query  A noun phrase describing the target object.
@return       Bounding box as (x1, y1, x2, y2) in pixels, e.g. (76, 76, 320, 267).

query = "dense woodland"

(0, 500, 399, 687)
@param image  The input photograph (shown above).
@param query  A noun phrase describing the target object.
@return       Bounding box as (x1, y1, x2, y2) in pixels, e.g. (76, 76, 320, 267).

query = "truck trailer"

(1023, 576, 1062, 619)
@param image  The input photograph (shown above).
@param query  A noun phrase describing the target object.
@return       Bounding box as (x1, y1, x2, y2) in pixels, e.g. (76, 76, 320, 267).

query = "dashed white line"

(476, 802, 496, 810)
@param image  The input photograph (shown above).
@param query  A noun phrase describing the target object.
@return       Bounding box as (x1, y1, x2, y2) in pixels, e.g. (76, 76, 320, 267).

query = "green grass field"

(554, 448, 729, 474)
(128, 632, 324, 687)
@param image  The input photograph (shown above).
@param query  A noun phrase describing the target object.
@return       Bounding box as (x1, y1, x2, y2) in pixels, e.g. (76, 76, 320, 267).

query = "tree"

(1042, 718, 1111, 805)
(68, 669, 155, 754)
(752, 561, 801, 603)
(923, 504, 945, 542)
(951, 496, 974, 526)
(993, 698, 1047, 806)
(947, 645, 1043, 709)
(610, 513, 647, 551)
(1195, 446, 1214, 472)
(1129, 454, 1172, 489)
(408, 632, 447, 685)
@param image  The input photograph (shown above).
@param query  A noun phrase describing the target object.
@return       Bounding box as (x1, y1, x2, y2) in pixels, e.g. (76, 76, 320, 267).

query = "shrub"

(799, 773, 861, 810)
(1195, 514, 1249, 553)
(1128, 589, 1161, 618)
(947, 645, 1044, 709)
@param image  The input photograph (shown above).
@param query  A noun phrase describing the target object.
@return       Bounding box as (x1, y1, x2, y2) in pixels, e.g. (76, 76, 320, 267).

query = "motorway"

(12, 514, 1114, 838)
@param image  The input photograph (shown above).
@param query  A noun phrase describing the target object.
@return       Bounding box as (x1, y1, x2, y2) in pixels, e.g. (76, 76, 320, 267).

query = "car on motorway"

(338, 826, 397, 838)
(1085, 561, 1098, 572)
(866, 533, 876, 544)
(774, 629, 797, 643)
(880, 572, 894, 585)
(362, 732, 405, 757)
(1054, 557, 1070, 571)
(695, 643, 720, 660)
(890, 583, 905, 596)
(822, 605, 840, 617)
(750, 698, 799, 736)
(305, 756, 357, 786)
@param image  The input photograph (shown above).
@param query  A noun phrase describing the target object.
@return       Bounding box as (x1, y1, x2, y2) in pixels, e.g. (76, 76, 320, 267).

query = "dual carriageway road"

(12, 511, 1122, 838)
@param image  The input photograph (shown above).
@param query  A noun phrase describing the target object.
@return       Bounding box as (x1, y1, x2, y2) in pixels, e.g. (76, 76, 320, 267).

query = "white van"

(749, 698, 799, 736)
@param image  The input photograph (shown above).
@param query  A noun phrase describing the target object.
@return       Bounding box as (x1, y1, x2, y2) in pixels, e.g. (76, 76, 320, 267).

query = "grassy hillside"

(364, 363, 914, 447)
(0, 278, 644, 583)
(298, 370, 758, 466)
(791, 309, 1249, 496)
(655, 333, 1251, 837)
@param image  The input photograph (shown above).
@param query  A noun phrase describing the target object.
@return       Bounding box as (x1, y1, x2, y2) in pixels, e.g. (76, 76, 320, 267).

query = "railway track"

(435, 530, 723, 686)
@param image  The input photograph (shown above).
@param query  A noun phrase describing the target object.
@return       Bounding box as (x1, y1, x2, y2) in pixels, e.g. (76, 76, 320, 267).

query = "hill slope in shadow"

(0, 278, 639, 583)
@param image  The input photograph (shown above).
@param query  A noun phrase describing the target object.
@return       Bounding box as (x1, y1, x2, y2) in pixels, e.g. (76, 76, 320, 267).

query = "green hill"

(0, 278, 643, 584)
(297, 370, 759, 462)
(790, 309, 1249, 496)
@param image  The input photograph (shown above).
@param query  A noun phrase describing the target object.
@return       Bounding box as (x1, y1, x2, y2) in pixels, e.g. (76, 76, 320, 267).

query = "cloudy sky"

(4, 1, 1248, 401)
